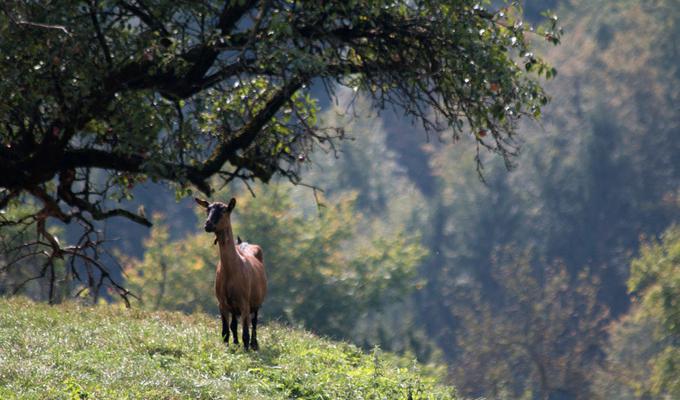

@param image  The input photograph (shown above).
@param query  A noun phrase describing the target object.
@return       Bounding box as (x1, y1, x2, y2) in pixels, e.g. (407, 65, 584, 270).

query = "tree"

(595, 226, 680, 399)
(593, 308, 667, 400)
(451, 248, 609, 400)
(0, 1, 559, 299)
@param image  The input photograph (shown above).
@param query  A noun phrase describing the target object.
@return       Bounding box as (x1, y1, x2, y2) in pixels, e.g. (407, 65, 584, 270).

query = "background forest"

(2, 1, 679, 399)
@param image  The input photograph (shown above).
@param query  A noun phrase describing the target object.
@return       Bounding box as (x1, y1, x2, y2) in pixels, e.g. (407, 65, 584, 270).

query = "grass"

(0, 297, 457, 399)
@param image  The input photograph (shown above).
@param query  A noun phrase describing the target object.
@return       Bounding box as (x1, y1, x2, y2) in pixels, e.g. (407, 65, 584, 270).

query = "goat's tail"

(251, 246, 264, 263)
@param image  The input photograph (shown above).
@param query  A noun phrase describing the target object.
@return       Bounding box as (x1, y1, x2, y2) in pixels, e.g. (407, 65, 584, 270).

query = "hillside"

(0, 298, 456, 399)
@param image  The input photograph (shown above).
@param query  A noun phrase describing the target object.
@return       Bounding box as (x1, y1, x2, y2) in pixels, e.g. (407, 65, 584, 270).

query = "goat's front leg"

(220, 311, 229, 343)
(230, 312, 239, 345)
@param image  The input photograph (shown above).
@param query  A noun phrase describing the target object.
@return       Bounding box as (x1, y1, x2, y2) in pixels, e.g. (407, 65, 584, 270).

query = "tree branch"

(217, 0, 258, 34)
(89, 0, 113, 68)
(57, 169, 152, 227)
(1, 4, 70, 35)
(116, 0, 169, 36)
(61, 149, 211, 194)
(200, 76, 305, 177)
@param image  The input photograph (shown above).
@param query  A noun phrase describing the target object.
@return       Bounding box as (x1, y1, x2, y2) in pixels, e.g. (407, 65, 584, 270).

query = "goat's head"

(195, 197, 236, 233)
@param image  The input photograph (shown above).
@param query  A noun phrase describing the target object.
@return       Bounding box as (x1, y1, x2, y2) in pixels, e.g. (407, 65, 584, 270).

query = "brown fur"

(196, 197, 267, 350)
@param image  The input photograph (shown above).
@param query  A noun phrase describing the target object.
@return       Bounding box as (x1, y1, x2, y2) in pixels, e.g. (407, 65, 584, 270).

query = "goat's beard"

(213, 230, 227, 246)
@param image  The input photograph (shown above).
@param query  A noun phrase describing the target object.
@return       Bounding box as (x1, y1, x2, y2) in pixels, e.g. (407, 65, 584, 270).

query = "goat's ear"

(195, 197, 209, 209)
(227, 197, 236, 212)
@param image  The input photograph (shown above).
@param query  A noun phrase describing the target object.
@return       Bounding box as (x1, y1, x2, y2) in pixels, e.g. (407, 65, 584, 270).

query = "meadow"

(0, 298, 456, 399)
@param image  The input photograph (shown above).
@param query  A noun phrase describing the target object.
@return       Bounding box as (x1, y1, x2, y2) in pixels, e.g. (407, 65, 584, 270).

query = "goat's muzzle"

(204, 223, 215, 232)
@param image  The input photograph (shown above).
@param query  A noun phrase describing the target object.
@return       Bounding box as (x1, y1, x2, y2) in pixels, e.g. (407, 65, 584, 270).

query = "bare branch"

(89, 0, 113, 68)
(116, 0, 169, 36)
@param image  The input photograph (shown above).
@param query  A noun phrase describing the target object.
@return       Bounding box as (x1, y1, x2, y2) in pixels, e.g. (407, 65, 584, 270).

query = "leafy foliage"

(628, 227, 680, 338)
(0, 0, 559, 207)
(0, 297, 456, 399)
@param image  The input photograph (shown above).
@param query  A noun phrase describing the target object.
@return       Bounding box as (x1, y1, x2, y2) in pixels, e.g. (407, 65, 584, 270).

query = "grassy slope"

(0, 298, 456, 399)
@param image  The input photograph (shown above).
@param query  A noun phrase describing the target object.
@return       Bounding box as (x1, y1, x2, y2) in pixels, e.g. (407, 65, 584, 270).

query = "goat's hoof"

(251, 342, 259, 351)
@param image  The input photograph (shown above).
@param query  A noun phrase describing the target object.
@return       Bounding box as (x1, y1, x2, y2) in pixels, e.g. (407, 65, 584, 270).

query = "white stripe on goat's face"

(204, 203, 226, 232)
(200, 197, 236, 233)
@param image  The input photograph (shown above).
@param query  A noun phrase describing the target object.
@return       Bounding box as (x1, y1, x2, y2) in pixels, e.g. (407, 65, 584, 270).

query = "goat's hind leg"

(250, 308, 259, 351)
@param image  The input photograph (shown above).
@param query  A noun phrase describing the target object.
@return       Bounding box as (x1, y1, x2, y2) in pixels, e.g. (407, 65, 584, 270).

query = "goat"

(195, 197, 267, 350)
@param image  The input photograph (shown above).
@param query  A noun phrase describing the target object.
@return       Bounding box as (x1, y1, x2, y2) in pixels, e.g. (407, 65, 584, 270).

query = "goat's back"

(239, 242, 264, 263)
(243, 248, 267, 309)
(237, 243, 266, 308)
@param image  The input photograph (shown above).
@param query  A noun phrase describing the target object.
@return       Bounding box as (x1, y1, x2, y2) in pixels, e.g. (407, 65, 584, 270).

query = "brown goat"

(195, 197, 267, 350)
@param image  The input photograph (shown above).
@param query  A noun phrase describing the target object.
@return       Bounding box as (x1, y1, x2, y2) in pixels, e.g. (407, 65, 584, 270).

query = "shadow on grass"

(146, 345, 185, 358)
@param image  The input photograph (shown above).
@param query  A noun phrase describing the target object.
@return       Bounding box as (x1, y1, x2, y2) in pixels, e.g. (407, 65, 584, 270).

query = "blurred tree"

(417, 143, 528, 357)
(418, 0, 680, 367)
(451, 248, 609, 400)
(628, 227, 680, 346)
(595, 226, 680, 399)
(123, 184, 427, 341)
(528, 0, 680, 313)
(121, 215, 216, 312)
(0, 0, 560, 299)
(288, 95, 445, 359)
(309, 92, 429, 226)
(593, 309, 668, 400)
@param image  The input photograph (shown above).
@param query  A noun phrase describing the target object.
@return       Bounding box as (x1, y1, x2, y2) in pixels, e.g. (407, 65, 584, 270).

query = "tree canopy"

(0, 1, 559, 298)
